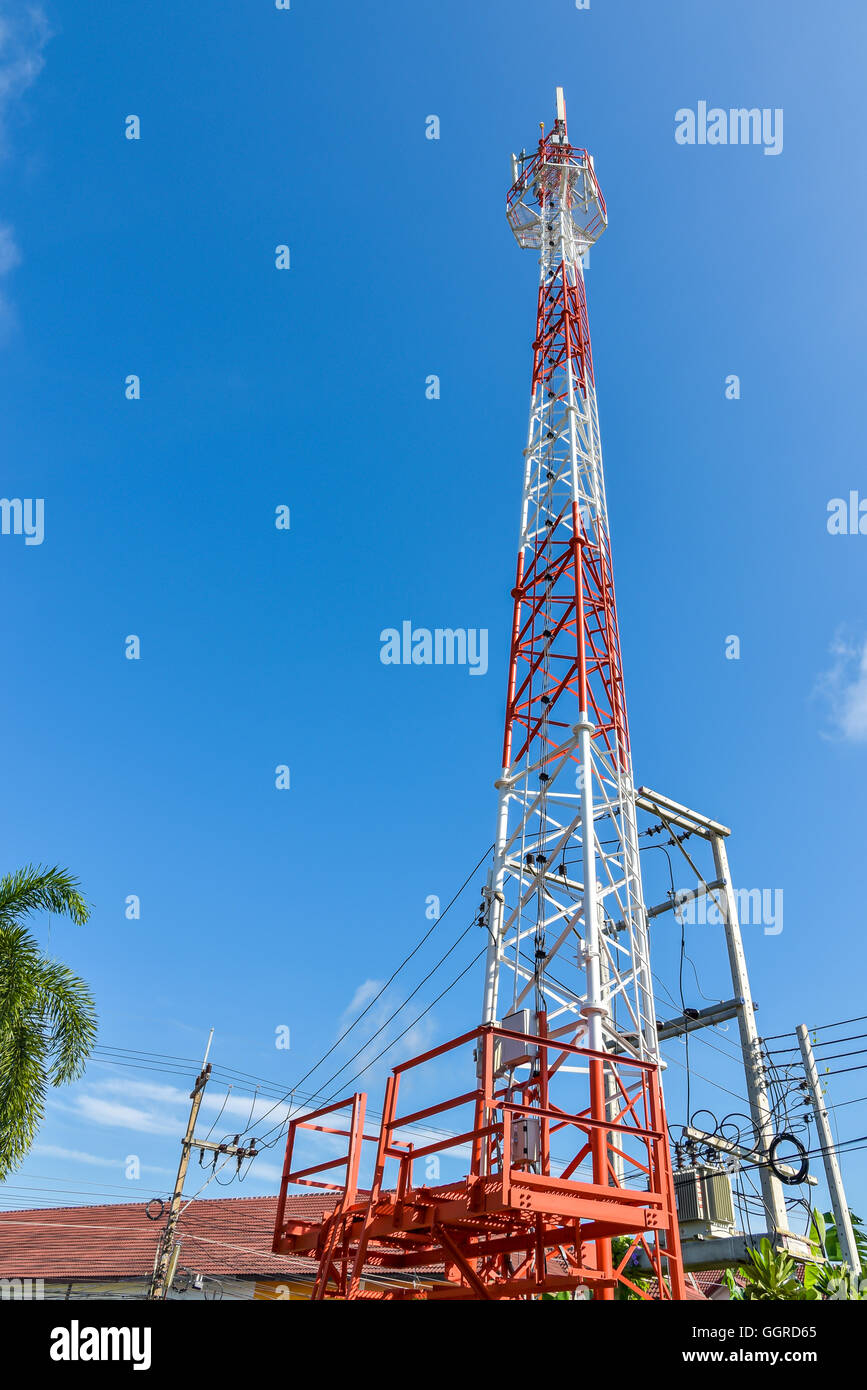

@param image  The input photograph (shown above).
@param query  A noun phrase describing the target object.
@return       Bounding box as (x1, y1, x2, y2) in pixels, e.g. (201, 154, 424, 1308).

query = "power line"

(799, 1047, 867, 1066)
(294, 918, 477, 1109)
(814, 1063, 867, 1079)
(315, 947, 486, 1114)
(767, 1031, 867, 1055)
(83, 1045, 470, 1149)
(764, 1014, 867, 1043)
(660, 1045, 754, 1110)
(221, 848, 492, 1144)
(823, 1093, 867, 1114)
(47, 1040, 593, 1193)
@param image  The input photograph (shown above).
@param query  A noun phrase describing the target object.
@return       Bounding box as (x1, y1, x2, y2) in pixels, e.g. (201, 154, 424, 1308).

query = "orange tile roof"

(0, 1194, 337, 1281)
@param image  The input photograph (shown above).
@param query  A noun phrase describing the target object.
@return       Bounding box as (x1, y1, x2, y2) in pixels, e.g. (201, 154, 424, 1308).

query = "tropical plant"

(802, 1208, 867, 1299)
(0, 865, 97, 1177)
(738, 1238, 818, 1301)
(722, 1267, 744, 1300)
(810, 1264, 867, 1300)
(809, 1206, 867, 1266)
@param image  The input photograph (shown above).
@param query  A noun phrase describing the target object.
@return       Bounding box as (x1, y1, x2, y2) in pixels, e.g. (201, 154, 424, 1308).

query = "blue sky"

(2, 0, 866, 1234)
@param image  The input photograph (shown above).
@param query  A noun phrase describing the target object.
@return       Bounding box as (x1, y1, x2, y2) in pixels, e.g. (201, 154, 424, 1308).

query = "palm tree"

(0, 865, 97, 1178)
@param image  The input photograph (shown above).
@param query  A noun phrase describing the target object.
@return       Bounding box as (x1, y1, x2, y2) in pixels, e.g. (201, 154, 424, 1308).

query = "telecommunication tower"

(273, 90, 685, 1300)
(484, 88, 654, 1062)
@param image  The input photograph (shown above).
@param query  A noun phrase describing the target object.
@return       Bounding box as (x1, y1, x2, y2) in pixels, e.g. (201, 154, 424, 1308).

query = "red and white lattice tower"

(483, 93, 656, 1067)
(272, 91, 685, 1300)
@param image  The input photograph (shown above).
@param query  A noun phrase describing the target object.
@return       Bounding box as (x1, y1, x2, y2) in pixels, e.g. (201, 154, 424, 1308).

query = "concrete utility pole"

(710, 833, 790, 1240)
(148, 1030, 259, 1300)
(631, 789, 793, 1246)
(797, 1023, 862, 1276)
(148, 1032, 214, 1301)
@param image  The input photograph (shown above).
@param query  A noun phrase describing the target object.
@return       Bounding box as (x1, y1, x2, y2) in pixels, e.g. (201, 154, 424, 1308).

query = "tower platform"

(273, 1022, 685, 1300)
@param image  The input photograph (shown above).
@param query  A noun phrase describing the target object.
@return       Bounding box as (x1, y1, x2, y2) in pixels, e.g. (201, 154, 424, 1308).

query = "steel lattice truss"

(482, 109, 657, 1066)
(272, 93, 685, 1302)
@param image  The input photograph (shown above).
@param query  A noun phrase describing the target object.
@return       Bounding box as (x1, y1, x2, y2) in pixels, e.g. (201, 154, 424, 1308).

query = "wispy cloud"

(0, 220, 20, 337)
(816, 635, 867, 742)
(73, 1095, 180, 1137)
(54, 1075, 296, 1149)
(95, 1078, 188, 1107)
(0, 221, 19, 273)
(33, 1143, 173, 1178)
(0, 4, 51, 338)
(0, 3, 51, 155)
(341, 979, 384, 1021)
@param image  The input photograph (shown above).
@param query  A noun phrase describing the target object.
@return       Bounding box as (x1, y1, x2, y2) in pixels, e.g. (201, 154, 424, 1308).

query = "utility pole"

(710, 833, 790, 1240)
(797, 1023, 862, 1276)
(148, 1031, 259, 1300)
(631, 790, 791, 1242)
(628, 787, 813, 1261)
(148, 1031, 213, 1301)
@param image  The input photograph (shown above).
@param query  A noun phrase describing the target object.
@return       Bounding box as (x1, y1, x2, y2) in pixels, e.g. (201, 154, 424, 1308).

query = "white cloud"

(230, 1159, 284, 1185)
(32, 1144, 172, 1178)
(0, 222, 19, 274)
(95, 1077, 189, 1107)
(0, 5, 51, 338)
(817, 636, 867, 742)
(0, 3, 51, 155)
(73, 1095, 180, 1137)
(0, 221, 19, 337)
(95, 1076, 295, 1128)
(341, 979, 384, 1021)
(58, 1075, 296, 1151)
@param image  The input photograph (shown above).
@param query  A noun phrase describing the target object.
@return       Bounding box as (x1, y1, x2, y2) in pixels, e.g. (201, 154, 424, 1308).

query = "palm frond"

(0, 865, 90, 929)
(34, 957, 98, 1085)
(0, 925, 51, 1179)
(0, 873, 98, 1176)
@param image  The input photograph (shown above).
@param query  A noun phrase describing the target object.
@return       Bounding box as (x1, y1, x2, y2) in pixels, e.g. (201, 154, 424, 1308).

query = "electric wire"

(763, 1014, 867, 1042)
(215, 847, 493, 1145)
(265, 946, 487, 1138)
(289, 842, 492, 1098)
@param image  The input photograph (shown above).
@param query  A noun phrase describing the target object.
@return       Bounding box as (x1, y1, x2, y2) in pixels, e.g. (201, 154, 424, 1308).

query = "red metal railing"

(363, 1023, 669, 1214)
(272, 1092, 374, 1251)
